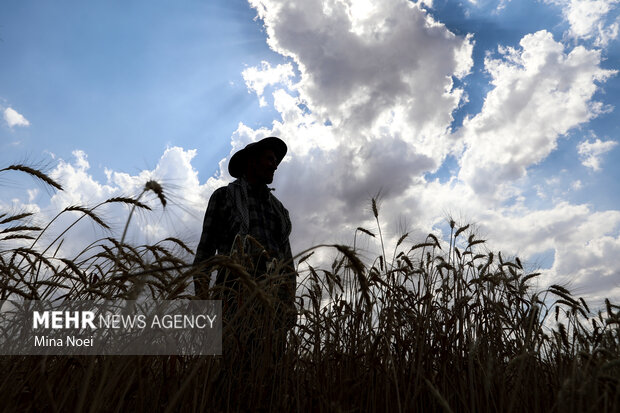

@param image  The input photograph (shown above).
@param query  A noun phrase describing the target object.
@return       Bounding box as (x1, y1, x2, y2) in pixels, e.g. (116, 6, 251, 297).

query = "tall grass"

(0, 165, 619, 412)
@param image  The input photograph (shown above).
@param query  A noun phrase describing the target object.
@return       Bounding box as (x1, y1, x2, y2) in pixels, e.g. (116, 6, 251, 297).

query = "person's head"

(228, 137, 287, 185)
(245, 148, 278, 185)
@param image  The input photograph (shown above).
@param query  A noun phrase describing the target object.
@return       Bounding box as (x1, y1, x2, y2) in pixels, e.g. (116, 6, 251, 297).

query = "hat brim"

(228, 136, 287, 178)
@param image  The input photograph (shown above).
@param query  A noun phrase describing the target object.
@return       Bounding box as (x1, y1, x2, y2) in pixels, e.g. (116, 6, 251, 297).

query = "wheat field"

(0, 165, 618, 412)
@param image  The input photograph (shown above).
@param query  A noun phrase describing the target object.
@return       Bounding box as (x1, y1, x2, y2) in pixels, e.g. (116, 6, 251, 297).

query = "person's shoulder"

(212, 185, 228, 195)
(209, 185, 230, 203)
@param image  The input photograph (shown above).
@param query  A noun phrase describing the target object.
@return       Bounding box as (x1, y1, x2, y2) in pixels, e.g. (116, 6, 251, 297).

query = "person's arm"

(280, 237, 297, 329)
(276, 203, 295, 303)
(275, 206, 295, 298)
(193, 188, 226, 298)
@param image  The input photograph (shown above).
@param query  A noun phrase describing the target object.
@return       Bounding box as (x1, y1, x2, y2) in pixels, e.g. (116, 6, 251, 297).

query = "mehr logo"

(33, 311, 96, 329)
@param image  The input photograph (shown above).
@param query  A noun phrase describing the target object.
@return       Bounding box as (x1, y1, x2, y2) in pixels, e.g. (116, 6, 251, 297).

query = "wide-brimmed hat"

(228, 136, 287, 178)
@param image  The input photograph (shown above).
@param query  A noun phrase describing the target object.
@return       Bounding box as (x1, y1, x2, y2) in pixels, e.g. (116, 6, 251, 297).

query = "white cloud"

(249, 0, 473, 161)
(566, 0, 619, 46)
(496, 0, 512, 12)
(22, 147, 215, 259)
(547, 0, 620, 47)
(242, 61, 295, 107)
(487, 203, 620, 303)
(545, 211, 620, 303)
(27, 188, 39, 203)
(577, 137, 618, 170)
(458, 30, 616, 198)
(49, 150, 115, 206)
(3, 107, 30, 128)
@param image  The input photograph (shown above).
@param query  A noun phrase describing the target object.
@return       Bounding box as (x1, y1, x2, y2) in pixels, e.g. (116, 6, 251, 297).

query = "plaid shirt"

(193, 179, 293, 293)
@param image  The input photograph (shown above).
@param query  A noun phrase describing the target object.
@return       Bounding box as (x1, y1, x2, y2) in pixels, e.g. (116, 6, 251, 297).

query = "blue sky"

(1, 0, 619, 303)
(1, 0, 283, 180)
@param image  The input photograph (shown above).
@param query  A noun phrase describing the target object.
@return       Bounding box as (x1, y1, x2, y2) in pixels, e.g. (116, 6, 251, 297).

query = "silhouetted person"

(193, 137, 295, 367)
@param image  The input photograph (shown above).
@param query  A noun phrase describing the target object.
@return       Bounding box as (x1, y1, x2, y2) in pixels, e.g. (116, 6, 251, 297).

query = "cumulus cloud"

(3, 107, 30, 128)
(577, 137, 618, 170)
(458, 30, 616, 198)
(249, 0, 473, 155)
(547, 0, 620, 47)
(544, 208, 620, 302)
(245, 0, 471, 183)
(477, 201, 620, 303)
(23, 147, 214, 259)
